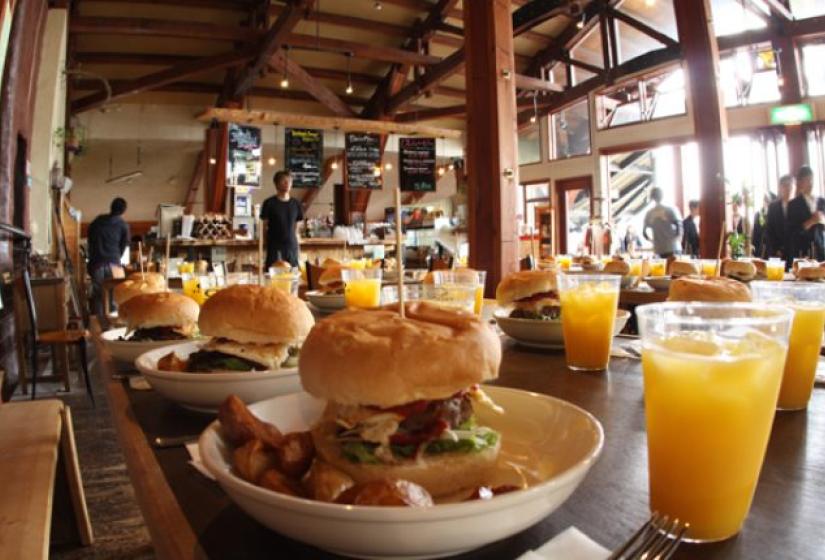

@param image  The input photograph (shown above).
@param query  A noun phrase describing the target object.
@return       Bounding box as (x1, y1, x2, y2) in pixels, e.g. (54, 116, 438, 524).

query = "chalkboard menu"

(285, 128, 323, 188)
(226, 123, 262, 188)
(345, 132, 382, 189)
(399, 137, 436, 192)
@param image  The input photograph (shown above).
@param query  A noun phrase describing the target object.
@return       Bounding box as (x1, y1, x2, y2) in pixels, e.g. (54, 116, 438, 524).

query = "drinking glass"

(342, 268, 383, 309)
(269, 270, 300, 296)
(648, 258, 667, 277)
(751, 281, 825, 410)
(636, 303, 792, 542)
(432, 269, 487, 315)
(701, 259, 718, 277)
(627, 259, 643, 278)
(557, 255, 572, 271)
(766, 259, 785, 281)
(557, 274, 620, 371)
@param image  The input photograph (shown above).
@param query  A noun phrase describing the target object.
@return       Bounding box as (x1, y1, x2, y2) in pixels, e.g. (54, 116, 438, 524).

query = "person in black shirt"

(88, 197, 129, 326)
(260, 170, 303, 267)
(765, 174, 793, 261)
(682, 200, 700, 257)
(787, 165, 825, 260)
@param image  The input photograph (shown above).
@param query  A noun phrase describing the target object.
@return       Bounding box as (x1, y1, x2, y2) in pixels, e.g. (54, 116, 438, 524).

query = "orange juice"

(766, 262, 785, 281)
(345, 278, 381, 309)
(628, 259, 643, 277)
(557, 255, 572, 271)
(182, 277, 199, 300)
(559, 282, 619, 370)
(701, 260, 718, 277)
(642, 332, 786, 541)
(474, 286, 483, 315)
(649, 259, 666, 277)
(778, 305, 825, 409)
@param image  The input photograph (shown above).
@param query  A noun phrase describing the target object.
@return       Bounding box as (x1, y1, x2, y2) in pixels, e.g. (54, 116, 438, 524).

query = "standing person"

(682, 200, 700, 257)
(787, 166, 825, 260)
(765, 174, 793, 260)
(622, 224, 642, 256)
(751, 193, 775, 258)
(87, 197, 129, 326)
(643, 187, 683, 258)
(260, 170, 303, 268)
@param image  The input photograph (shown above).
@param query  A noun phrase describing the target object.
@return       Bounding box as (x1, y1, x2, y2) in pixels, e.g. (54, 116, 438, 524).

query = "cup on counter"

(701, 259, 718, 277)
(766, 259, 785, 281)
(342, 268, 382, 309)
(648, 258, 667, 277)
(557, 255, 572, 271)
(557, 274, 620, 371)
(751, 281, 825, 410)
(636, 302, 792, 542)
(432, 269, 487, 315)
(269, 270, 300, 296)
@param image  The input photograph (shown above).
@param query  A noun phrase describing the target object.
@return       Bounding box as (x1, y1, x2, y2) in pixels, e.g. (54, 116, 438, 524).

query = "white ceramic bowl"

(306, 290, 346, 311)
(99, 328, 200, 365)
(495, 309, 630, 349)
(644, 276, 672, 291)
(135, 342, 301, 413)
(199, 386, 603, 559)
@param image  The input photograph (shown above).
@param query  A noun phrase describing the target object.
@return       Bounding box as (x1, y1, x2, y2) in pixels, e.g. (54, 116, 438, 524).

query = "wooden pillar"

(773, 34, 807, 173)
(464, 0, 519, 294)
(674, 0, 727, 258)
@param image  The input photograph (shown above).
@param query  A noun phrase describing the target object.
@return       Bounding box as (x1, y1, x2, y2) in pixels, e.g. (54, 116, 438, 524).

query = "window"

(719, 48, 781, 107)
(723, 133, 788, 211)
(801, 43, 825, 97)
(807, 126, 825, 196)
(596, 67, 686, 129)
(711, 0, 769, 37)
(550, 100, 591, 160)
(517, 182, 550, 235)
(518, 122, 542, 165)
(790, 0, 825, 18)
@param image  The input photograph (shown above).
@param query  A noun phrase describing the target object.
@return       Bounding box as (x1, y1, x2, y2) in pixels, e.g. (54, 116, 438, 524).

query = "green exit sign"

(770, 103, 814, 125)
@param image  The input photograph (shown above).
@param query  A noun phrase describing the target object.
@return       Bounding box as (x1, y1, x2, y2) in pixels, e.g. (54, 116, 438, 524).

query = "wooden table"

(92, 323, 825, 560)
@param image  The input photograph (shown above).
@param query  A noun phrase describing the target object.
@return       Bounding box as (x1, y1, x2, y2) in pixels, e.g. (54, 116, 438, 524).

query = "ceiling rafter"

(268, 50, 357, 117)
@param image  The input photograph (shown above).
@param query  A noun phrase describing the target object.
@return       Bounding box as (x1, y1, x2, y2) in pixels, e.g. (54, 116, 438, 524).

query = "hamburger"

(794, 258, 818, 278)
(721, 259, 756, 282)
(119, 292, 200, 341)
(796, 265, 825, 282)
(113, 272, 167, 306)
(162, 284, 314, 372)
(299, 303, 502, 497)
(669, 260, 699, 278)
(496, 270, 559, 320)
(668, 276, 752, 302)
(603, 259, 630, 276)
(318, 265, 349, 295)
(752, 259, 767, 280)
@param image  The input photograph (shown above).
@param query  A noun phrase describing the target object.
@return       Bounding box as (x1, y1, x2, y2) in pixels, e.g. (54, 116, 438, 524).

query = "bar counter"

(91, 319, 825, 560)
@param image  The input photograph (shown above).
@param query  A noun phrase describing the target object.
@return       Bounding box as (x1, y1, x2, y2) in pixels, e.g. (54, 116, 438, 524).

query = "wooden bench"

(0, 400, 93, 558)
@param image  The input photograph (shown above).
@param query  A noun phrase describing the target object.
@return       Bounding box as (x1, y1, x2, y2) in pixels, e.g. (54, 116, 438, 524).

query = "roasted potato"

(232, 439, 278, 483)
(302, 460, 354, 502)
(259, 468, 304, 498)
(219, 395, 283, 449)
(336, 479, 434, 507)
(275, 431, 315, 478)
(157, 352, 187, 372)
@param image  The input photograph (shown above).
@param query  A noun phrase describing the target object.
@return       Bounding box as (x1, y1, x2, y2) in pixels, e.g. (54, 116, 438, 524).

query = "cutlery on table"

(607, 513, 687, 560)
(152, 435, 198, 448)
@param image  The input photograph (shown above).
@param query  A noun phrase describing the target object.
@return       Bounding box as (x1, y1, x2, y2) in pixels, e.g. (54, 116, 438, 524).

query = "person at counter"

(88, 197, 130, 325)
(643, 187, 683, 258)
(260, 170, 303, 267)
(787, 165, 825, 260)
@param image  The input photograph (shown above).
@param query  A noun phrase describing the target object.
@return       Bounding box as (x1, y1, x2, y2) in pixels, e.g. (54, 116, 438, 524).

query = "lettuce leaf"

(339, 428, 500, 464)
(425, 430, 499, 455)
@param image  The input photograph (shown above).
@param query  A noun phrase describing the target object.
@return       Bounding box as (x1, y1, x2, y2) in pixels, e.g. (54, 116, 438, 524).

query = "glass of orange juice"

(269, 270, 300, 295)
(766, 259, 785, 281)
(557, 255, 572, 271)
(342, 268, 383, 309)
(558, 274, 620, 371)
(700, 259, 718, 277)
(636, 302, 792, 542)
(432, 269, 487, 315)
(648, 258, 666, 277)
(751, 281, 825, 410)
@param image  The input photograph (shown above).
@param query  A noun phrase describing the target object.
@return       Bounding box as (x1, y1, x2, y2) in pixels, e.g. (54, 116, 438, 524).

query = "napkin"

(517, 527, 609, 560)
(611, 339, 642, 360)
(186, 442, 216, 481)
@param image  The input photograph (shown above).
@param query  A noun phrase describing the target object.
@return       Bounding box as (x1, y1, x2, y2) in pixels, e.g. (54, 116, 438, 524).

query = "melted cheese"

(203, 339, 290, 370)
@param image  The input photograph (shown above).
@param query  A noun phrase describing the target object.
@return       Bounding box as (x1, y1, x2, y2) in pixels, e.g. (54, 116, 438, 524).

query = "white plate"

(100, 328, 200, 365)
(135, 342, 301, 413)
(644, 276, 671, 291)
(495, 309, 630, 349)
(199, 386, 603, 559)
(306, 291, 346, 311)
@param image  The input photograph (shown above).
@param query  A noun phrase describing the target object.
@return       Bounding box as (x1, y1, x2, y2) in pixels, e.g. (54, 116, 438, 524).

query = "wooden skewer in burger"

(299, 302, 503, 497)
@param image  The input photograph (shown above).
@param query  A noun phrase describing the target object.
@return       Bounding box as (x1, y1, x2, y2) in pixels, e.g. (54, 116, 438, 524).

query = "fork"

(607, 513, 688, 560)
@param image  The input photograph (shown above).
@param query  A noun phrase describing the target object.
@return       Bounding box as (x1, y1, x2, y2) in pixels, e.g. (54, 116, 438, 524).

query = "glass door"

(555, 176, 593, 254)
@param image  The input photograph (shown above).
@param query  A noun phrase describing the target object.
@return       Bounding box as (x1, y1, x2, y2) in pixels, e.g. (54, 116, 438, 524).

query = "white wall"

(29, 8, 67, 253)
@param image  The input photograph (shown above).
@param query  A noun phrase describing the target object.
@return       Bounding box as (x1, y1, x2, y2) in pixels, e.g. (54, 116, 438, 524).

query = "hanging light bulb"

(209, 157, 217, 165)
(530, 91, 539, 124)
(448, 162, 455, 171)
(280, 46, 290, 88)
(384, 161, 393, 171)
(345, 52, 354, 95)
(577, 12, 585, 30)
(437, 166, 446, 177)
(331, 159, 339, 170)
(373, 165, 382, 177)
(267, 156, 277, 166)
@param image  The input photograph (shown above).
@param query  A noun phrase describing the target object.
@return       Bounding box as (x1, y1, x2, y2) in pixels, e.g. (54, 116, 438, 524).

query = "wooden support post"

(464, 0, 519, 296)
(674, 0, 728, 259)
(773, 33, 807, 173)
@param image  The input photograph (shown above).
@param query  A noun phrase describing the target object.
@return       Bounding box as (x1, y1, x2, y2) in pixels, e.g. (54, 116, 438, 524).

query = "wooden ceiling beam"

(394, 104, 465, 122)
(385, 48, 465, 115)
(198, 107, 463, 139)
(232, 0, 311, 99)
(268, 50, 356, 117)
(514, 72, 563, 92)
(605, 6, 678, 48)
(761, 0, 794, 22)
(74, 52, 201, 66)
(285, 33, 441, 65)
(79, 0, 255, 10)
(512, 0, 574, 36)
(270, 4, 410, 38)
(70, 48, 255, 113)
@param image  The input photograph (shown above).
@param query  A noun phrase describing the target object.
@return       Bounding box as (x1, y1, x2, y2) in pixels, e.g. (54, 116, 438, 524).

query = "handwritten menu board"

(226, 123, 262, 188)
(345, 132, 382, 189)
(285, 128, 323, 188)
(399, 137, 436, 192)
